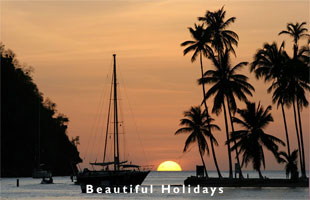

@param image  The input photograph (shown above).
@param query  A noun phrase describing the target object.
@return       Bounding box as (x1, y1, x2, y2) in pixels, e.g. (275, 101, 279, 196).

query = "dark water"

(1, 171, 309, 199)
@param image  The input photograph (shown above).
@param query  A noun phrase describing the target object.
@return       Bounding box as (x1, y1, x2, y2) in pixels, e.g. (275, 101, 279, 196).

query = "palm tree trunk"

(222, 101, 233, 178)
(293, 99, 303, 177)
(293, 43, 298, 60)
(226, 99, 243, 179)
(258, 168, 263, 179)
(281, 102, 290, 157)
(296, 101, 306, 178)
(199, 148, 209, 178)
(210, 138, 222, 178)
(199, 51, 222, 178)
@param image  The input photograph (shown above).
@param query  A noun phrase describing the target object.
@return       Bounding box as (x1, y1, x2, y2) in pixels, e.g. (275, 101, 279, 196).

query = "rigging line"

(114, 64, 127, 162)
(84, 60, 112, 161)
(85, 87, 103, 159)
(87, 81, 107, 161)
(37, 99, 40, 168)
(122, 114, 127, 161)
(108, 127, 113, 162)
(94, 80, 113, 162)
(92, 61, 114, 162)
(118, 69, 149, 164)
(118, 86, 127, 161)
(102, 76, 113, 163)
(84, 76, 105, 158)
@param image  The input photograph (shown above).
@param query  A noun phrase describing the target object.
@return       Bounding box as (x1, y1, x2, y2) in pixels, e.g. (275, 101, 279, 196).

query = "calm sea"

(0, 171, 309, 199)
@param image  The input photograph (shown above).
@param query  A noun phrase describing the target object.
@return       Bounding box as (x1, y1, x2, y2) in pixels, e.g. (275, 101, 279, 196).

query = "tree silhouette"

(229, 102, 285, 179)
(279, 22, 309, 58)
(181, 24, 222, 178)
(1, 44, 82, 177)
(175, 106, 220, 178)
(277, 149, 299, 179)
(198, 6, 239, 55)
(200, 49, 254, 178)
(251, 42, 292, 158)
(279, 22, 309, 178)
(198, 7, 242, 178)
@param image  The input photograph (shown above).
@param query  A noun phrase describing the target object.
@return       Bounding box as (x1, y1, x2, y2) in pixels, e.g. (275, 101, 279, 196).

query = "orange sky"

(1, 0, 309, 171)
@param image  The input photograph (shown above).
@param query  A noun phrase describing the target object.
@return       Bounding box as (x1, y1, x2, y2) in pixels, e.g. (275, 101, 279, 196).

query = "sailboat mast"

(37, 100, 41, 169)
(113, 54, 120, 170)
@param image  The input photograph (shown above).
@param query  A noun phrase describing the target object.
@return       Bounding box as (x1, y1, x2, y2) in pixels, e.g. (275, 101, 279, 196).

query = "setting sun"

(157, 161, 182, 171)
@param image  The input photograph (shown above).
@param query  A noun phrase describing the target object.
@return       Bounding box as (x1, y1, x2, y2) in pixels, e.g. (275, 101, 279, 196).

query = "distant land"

(1, 44, 82, 177)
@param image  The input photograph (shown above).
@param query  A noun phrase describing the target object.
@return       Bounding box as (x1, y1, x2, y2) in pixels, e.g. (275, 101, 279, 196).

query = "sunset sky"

(1, 0, 309, 171)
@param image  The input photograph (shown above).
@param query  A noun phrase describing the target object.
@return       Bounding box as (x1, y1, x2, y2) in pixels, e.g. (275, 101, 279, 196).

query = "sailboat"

(32, 101, 53, 184)
(76, 54, 150, 193)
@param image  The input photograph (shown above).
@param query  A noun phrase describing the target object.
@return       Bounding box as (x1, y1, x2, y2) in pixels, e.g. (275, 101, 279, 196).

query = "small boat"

(77, 54, 150, 193)
(32, 168, 53, 184)
(32, 104, 53, 184)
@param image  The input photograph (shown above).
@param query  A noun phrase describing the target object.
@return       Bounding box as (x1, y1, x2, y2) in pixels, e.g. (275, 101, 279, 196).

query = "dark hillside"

(1, 44, 82, 177)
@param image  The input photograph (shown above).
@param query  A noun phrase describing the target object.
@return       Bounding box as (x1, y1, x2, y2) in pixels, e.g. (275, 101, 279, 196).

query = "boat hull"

(77, 170, 150, 193)
(32, 169, 52, 179)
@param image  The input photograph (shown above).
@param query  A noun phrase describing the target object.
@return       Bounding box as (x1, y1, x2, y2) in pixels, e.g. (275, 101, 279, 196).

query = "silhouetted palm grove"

(177, 7, 309, 179)
(229, 102, 285, 178)
(1, 44, 82, 177)
(175, 106, 220, 178)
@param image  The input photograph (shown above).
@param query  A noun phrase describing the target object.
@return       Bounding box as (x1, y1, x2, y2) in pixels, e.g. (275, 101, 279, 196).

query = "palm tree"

(199, 7, 242, 178)
(268, 57, 309, 178)
(279, 22, 309, 58)
(198, 6, 239, 55)
(296, 47, 310, 176)
(229, 102, 285, 179)
(251, 42, 292, 158)
(199, 49, 255, 178)
(279, 23, 309, 178)
(251, 42, 287, 81)
(180, 24, 212, 110)
(181, 24, 222, 178)
(289, 58, 309, 178)
(175, 106, 220, 178)
(277, 149, 299, 179)
(267, 72, 295, 159)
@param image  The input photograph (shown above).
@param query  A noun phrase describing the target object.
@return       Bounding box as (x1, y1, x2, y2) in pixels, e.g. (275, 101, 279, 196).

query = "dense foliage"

(1, 44, 82, 177)
(179, 6, 309, 179)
